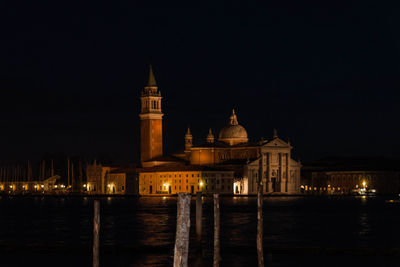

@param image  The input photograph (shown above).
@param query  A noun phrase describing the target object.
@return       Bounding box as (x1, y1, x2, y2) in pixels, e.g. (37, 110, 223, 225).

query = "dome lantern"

(218, 109, 248, 145)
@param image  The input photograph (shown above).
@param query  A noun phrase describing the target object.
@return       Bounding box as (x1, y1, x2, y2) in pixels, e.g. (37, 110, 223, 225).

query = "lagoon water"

(1, 196, 400, 266)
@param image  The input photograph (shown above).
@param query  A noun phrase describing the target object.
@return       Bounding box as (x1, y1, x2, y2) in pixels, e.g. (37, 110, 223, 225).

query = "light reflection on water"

(0, 196, 399, 266)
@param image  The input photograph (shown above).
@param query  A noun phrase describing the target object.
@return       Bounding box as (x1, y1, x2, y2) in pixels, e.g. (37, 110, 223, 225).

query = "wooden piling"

(196, 192, 202, 242)
(173, 193, 191, 267)
(213, 194, 220, 267)
(257, 178, 264, 267)
(67, 157, 70, 188)
(93, 200, 100, 267)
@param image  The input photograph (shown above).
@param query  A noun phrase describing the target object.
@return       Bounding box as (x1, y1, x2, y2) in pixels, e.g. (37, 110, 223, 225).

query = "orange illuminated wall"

(141, 118, 163, 162)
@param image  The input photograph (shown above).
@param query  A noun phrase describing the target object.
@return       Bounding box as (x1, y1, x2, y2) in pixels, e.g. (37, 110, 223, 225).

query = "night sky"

(1, 4, 400, 163)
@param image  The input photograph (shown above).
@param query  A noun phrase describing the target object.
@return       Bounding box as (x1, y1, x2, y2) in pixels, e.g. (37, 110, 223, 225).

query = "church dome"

(218, 110, 248, 145)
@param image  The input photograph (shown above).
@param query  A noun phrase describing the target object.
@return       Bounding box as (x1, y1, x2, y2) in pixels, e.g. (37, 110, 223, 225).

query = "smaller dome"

(218, 110, 248, 145)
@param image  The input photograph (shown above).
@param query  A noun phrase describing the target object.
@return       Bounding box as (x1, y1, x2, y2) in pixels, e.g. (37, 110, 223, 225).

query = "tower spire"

(147, 64, 157, 87)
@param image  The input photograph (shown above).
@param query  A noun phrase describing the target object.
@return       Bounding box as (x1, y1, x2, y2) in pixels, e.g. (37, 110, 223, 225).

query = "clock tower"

(139, 65, 163, 164)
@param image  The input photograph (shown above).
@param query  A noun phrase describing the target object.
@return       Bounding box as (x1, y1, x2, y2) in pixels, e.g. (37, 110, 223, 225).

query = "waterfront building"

(301, 158, 400, 195)
(137, 65, 302, 195)
(85, 161, 138, 195)
(84, 65, 302, 195)
(139, 165, 234, 195)
(86, 160, 112, 194)
(0, 175, 62, 194)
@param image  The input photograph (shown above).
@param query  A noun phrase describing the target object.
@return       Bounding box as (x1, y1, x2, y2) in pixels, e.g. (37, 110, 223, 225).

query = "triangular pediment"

(262, 138, 289, 148)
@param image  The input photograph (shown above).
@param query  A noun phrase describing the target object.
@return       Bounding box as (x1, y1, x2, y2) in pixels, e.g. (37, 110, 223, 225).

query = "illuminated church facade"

(138, 66, 301, 195)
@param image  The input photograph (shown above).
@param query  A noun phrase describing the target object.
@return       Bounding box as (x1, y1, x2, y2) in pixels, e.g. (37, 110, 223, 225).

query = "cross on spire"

(273, 128, 278, 139)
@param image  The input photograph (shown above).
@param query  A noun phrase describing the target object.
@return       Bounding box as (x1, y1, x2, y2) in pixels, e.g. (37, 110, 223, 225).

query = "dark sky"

(1, 3, 400, 163)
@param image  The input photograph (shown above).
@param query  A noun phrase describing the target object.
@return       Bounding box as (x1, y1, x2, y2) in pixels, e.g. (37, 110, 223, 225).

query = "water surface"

(1, 196, 399, 266)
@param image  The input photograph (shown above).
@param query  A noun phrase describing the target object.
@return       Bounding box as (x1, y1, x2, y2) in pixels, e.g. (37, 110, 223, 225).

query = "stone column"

(260, 153, 266, 193)
(267, 153, 273, 192)
(279, 153, 286, 193)
(286, 153, 290, 193)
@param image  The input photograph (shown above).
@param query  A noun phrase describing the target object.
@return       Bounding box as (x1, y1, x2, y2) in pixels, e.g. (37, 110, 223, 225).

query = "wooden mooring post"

(173, 193, 191, 267)
(196, 192, 202, 242)
(257, 179, 264, 267)
(213, 194, 220, 267)
(93, 199, 100, 267)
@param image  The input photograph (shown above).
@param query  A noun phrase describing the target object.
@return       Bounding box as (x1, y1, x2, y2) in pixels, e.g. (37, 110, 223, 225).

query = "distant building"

(0, 175, 62, 194)
(85, 161, 138, 195)
(86, 161, 112, 194)
(301, 158, 400, 195)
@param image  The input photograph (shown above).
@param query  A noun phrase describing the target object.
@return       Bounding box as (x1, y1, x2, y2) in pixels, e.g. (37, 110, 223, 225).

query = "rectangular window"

(179, 186, 181, 190)
(186, 185, 188, 190)
(186, 179, 188, 183)
(122, 186, 125, 190)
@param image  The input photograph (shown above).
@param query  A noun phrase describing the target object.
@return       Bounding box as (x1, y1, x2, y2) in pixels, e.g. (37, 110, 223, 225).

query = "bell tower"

(139, 65, 163, 163)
